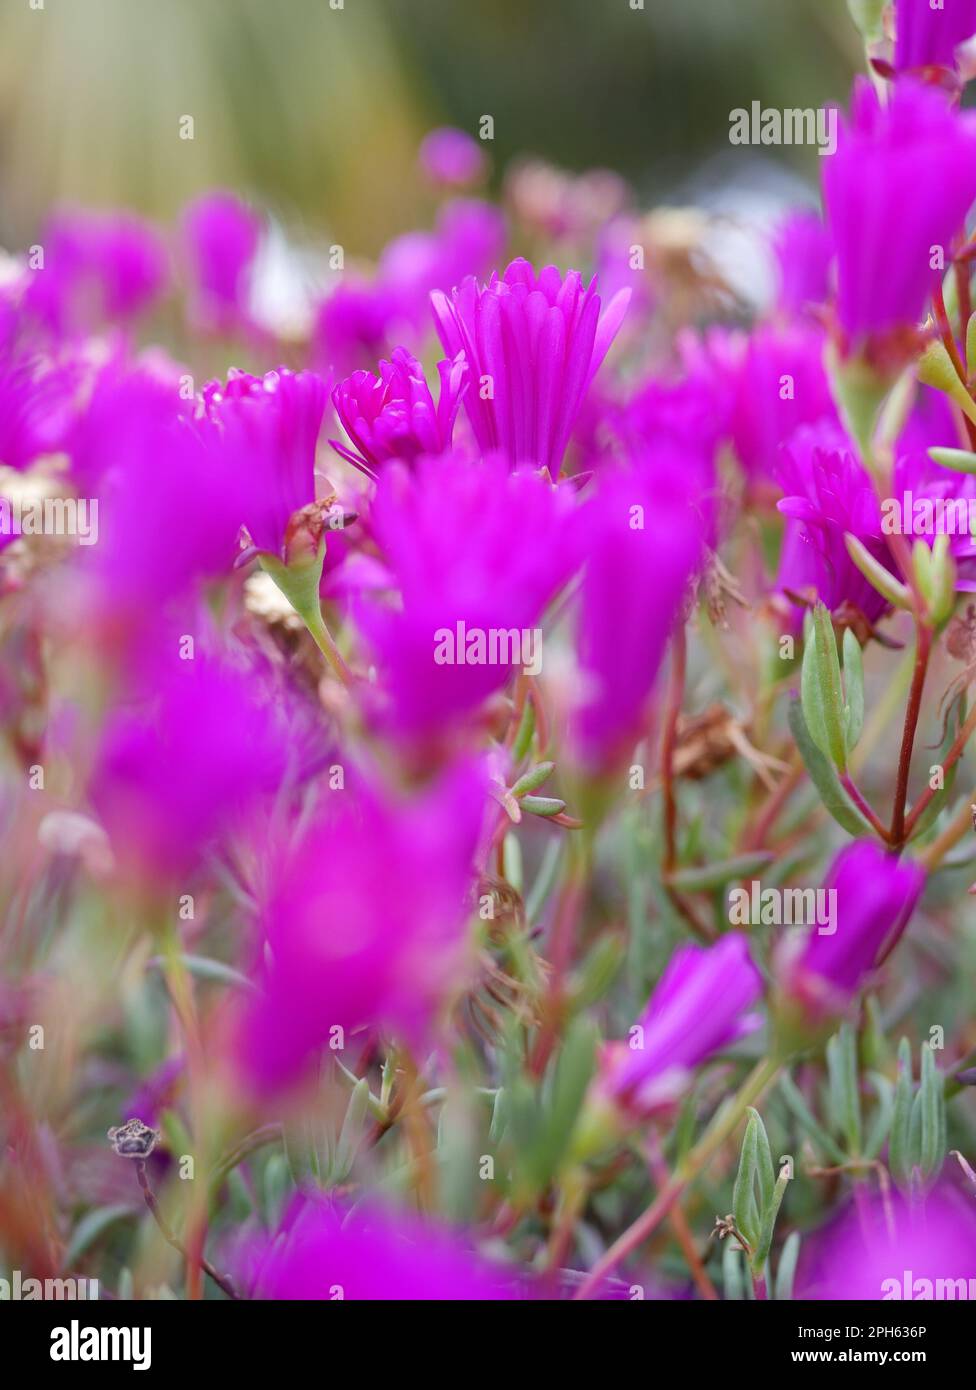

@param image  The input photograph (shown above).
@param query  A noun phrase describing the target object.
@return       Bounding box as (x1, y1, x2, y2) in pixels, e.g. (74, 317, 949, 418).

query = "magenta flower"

(80, 392, 246, 638)
(595, 216, 657, 330)
(355, 451, 580, 745)
(419, 127, 487, 189)
(330, 347, 467, 479)
(893, 386, 976, 586)
(434, 198, 507, 285)
(0, 316, 82, 470)
(798, 1186, 976, 1299)
(822, 78, 976, 348)
(65, 354, 188, 491)
(779, 841, 925, 1022)
(770, 210, 834, 318)
(312, 275, 401, 374)
(600, 935, 763, 1119)
(90, 657, 288, 886)
(244, 1196, 515, 1300)
(181, 191, 261, 335)
(572, 450, 704, 772)
(431, 257, 630, 476)
(775, 422, 898, 625)
(894, 0, 976, 75)
(617, 328, 740, 498)
(730, 323, 836, 480)
(24, 207, 168, 336)
(380, 199, 507, 325)
(200, 367, 328, 561)
(237, 759, 486, 1093)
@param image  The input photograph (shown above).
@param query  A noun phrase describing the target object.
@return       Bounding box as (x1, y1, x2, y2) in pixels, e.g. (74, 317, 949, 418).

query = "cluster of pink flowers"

(5, 0, 976, 1310)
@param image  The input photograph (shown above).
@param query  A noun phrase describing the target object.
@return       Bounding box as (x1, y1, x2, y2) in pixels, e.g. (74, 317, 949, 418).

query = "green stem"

(889, 623, 932, 849)
(574, 1055, 782, 1300)
(301, 600, 353, 686)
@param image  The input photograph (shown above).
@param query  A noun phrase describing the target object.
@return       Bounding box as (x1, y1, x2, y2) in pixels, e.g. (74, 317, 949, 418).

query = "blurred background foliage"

(0, 0, 860, 255)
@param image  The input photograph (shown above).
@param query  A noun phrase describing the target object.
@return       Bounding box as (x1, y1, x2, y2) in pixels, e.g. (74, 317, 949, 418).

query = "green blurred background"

(0, 0, 860, 255)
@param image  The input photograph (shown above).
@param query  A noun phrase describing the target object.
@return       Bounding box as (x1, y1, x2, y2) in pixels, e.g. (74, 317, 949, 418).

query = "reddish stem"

(889, 623, 932, 849)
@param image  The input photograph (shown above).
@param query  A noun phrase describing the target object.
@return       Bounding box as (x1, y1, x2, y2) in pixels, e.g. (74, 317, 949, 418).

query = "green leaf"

(541, 1016, 598, 1182)
(774, 1231, 802, 1302)
(666, 851, 774, 894)
(511, 697, 536, 763)
(333, 1077, 371, 1183)
(150, 953, 257, 993)
(519, 795, 566, 818)
(525, 837, 562, 925)
(787, 698, 876, 838)
(919, 1043, 945, 1184)
(65, 1204, 134, 1266)
(928, 446, 976, 476)
(844, 532, 912, 612)
(722, 1241, 745, 1301)
(889, 1037, 914, 1191)
(488, 1088, 507, 1145)
(778, 1071, 847, 1165)
(826, 1024, 862, 1157)
(510, 761, 555, 798)
(801, 603, 847, 770)
(570, 933, 624, 1009)
(754, 1109, 776, 1213)
(733, 1110, 761, 1249)
(502, 832, 522, 894)
(262, 1151, 291, 1228)
(841, 627, 864, 753)
(918, 340, 976, 427)
(863, 1073, 895, 1161)
(754, 1165, 790, 1274)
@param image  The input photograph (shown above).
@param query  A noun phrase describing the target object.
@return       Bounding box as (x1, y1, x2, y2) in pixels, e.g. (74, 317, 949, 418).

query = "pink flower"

(312, 275, 401, 375)
(200, 367, 329, 561)
(24, 207, 168, 336)
(330, 347, 467, 479)
(419, 127, 487, 189)
(775, 421, 897, 625)
(354, 451, 580, 745)
(181, 191, 261, 335)
(770, 210, 834, 318)
(431, 258, 630, 475)
(379, 199, 507, 325)
(244, 1195, 516, 1300)
(601, 935, 763, 1119)
(778, 840, 925, 1024)
(572, 448, 704, 771)
(90, 657, 288, 886)
(799, 1186, 976, 1299)
(729, 323, 836, 480)
(822, 79, 976, 347)
(237, 759, 487, 1093)
(894, 0, 976, 76)
(0, 308, 83, 470)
